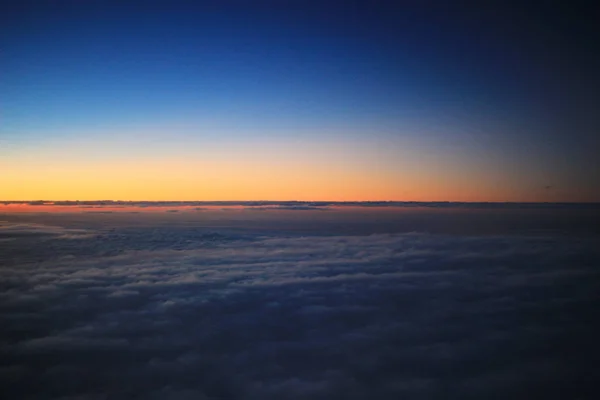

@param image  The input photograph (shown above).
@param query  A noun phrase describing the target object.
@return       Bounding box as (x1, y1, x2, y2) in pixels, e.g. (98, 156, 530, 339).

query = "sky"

(1, 0, 599, 202)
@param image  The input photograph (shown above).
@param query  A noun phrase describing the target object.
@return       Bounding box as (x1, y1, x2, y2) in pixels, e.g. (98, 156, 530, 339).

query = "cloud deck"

(1, 210, 600, 399)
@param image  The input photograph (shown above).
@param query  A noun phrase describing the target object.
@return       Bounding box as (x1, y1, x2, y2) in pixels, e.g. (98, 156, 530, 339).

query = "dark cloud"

(0, 222, 93, 239)
(1, 220, 599, 399)
(5, 200, 600, 210)
(246, 205, 329, 211)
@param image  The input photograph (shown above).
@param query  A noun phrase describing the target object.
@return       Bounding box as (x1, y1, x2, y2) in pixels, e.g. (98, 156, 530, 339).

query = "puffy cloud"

(0, 222, 93, 239)
(0, 220, 599, 399)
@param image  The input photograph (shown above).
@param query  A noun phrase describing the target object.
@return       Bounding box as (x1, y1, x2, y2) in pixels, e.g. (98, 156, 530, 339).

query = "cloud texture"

(1, 219, 599, 399)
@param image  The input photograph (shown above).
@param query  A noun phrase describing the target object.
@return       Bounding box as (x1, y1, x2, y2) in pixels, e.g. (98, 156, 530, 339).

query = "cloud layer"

(1, 221, 599, 399)
(4, 200, 600, 210)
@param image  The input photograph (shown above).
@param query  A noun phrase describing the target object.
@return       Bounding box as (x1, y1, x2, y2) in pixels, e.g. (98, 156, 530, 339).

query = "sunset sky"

(2, 1, 599, 202)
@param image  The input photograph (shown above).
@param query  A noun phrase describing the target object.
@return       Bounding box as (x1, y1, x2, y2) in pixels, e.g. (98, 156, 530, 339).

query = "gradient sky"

(1, 1, 599, 201)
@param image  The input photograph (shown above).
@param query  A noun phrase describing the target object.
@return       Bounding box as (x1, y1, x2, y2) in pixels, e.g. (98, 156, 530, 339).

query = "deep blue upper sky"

(1, 1, 599, 201)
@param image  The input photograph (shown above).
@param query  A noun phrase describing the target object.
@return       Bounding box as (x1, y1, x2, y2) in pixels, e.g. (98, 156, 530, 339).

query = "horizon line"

(2, 200, 600, 206)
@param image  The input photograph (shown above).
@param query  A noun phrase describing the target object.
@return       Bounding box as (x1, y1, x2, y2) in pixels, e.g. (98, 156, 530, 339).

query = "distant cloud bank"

(2, 200, 600, 210)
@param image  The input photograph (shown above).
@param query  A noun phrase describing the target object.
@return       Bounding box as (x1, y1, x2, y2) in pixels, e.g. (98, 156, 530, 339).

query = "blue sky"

(1, 1, 599, 201)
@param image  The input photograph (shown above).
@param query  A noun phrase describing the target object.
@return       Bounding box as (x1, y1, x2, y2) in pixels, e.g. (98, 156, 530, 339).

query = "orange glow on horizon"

(1, 144, 597, 203)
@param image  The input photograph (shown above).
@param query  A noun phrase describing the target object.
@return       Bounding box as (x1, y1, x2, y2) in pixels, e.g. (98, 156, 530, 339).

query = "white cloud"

(1, 221, 599, 399)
